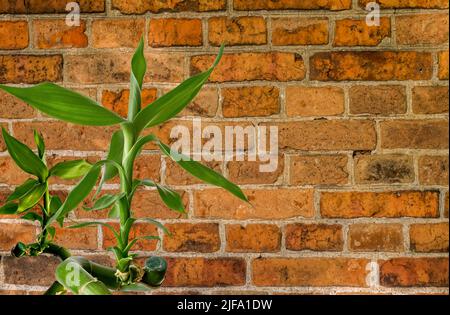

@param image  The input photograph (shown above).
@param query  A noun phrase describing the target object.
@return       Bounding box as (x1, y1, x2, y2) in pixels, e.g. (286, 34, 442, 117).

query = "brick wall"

(0, 0, 449, 295)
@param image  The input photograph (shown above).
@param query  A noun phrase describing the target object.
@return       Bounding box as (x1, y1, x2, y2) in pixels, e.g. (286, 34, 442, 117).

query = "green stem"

(44, 243, 71, 261)
(44, 281, 66, 295)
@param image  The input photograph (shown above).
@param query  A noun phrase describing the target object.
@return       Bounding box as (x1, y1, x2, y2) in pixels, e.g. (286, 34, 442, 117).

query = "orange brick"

(348, 224, 404, 252)
(227, 156, 284, 185)
(252, 258, 368, 286)
(272, 18, 328, 45)
(112, 0, 226, 14)
(419, 156, 449, 186)
(92, 19, 145, 48)
(275, 120, 376, 151)
(222, 86, 280, 117)
(380, 120, 448, 149)
(396, 14, 449, 45)
(194, 189, 314, 219)
(0, 157, 30, 185)
(410, 223, 449, 252)
(163, 223, 220, 253)
(191, 52, 305, 82)
(234, 0, 352, 10)
(380, 258, 449, 287)
(3, 256, 60, 286)
(149, 18, 202, 47)
(166, 159, 222, 185)
(0, 0, 105, 13)
(209, 17, 267, 46)
(101, 88, 158, 117)
(290, 155, 348, 185)
(334, 18, 390, 46)
(164, 257, 246, 287)
(359, 0, 449, 8)
(445, 192, 449, 218)
(438, 50, 449, 80)
(133, 154, 161, 182)
(132, 190, 189, 220)
(33, 20, 88, 49)
(179, 87, 218, 117)
(349, 85, 406, 115)
(0, 21, 28, 49)
(53, 226, 98, 250)
(0, 55, 62, 84)
(354, 155, 415, 184)
(0, 90, 36, 119)
(285, 224, 343, 251)
(226, 224, 281, 252)
(412, 86, 449, 114)
(310, 51, 432, 81)
(321, 191, 439, 218)
(103, 222, 158, 251)
(0, 223, 36, 251)
(286, 86, 344, 117)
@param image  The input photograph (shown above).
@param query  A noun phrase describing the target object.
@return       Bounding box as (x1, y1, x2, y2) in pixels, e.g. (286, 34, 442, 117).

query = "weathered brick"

(349, 85, 407, 115)
(103, 222, 158, 251)
(112, 0, 226, 14)
(396, 14, 449, 45)
(101, 88, 158, 117)
(272, 18, 328, 45)
(419, 156, 449, 186)
(133, 154, 161, 182)
(310, 51, 432, 81)
(286, 86, 344, 117)
(0, 21, 28, 49)
(252, 258, 368, 286)
(65, 52, 184, 84)
(164, 257, 246, 287)
(166, 159, 221, 185)
(380, 120, 448, 149)
(179, 87, 218, 117)
(149, 18, 202, 47)
(234, 0, 352, 10)
(0, 223, 36, 251)
(334, 18, 390, 46)
(209, 17, 267, 46)
(227, 156, 284, 185)
(33, 20, 88, 49)
(226, 224, 281, 252)
(0, 0, 105, 13)
(92, 19, 145, 48)
(359, 0, 449, 9)
(163, 223, 220, 253)
(354, 154, 415, 184)
(285, 224, 343, 251)
(53, 226, 97, 250)
(380, 258, 449, 287)
(290, 155, 348, 185)
(410, 223, 449, 252)
(191, 52, 305, 82)
(222, 86, 280, 117)
(0, 90, 36, 119)
(321, 191, 439, 218)
(412, 86, 449, 114)
(438, 50, 449, 79)
(3, 256, 60, 286)
(348, 224, 404, 252)
(0, 55, 63, 83)
(195, 189, 314, 219)
(0, 157, 30, 185)
(275, 120, 376, 151)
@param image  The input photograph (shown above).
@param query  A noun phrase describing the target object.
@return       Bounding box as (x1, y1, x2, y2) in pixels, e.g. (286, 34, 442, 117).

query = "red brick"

(0, 21, 28, 49)
(290, 155, 349, 185)
(359, 0, 449, 9)
(252, 258, 368, 286)
(349, 85, 407, 115)
(380, 258, 449, 287)
(286, 86, 344, 117)
(226, 224, 281, 252)
(285, 224, 343, 251)
(234, 0, 352, 10)
(354, 154, 415, 184)
(438, 50, 449, 80)
(209, 17, 267, 46)
(101, 88, 158, 118)
(92, 19, 145, 48)
(33, 20, 88, 49)
(0, 90, 36, 119)
(194, 189, 314, 219)
(149, 18, 202, 47)
(191, 52, 305, 82)
(321, 191, 440, 218)
(227, 156, 284, 185)
(272, 18, 328, 45)
(222, 86, 280, 117)
(310, 51, 432, 81)
(396, 14, 449, 45)
(3, 256, 60, 286)
(165, 159, 221, 186)
(0, 0, 105, 13)
(410, 223, 449, 252)
(0, 223, 36, 251)
(348, 224, 404, 252)
(334, 18, 390, 46)
(112, 0, 226, 14)
(0, 55, 63, 83)
(419, 156, 449, 186)
(412, 86, 449, 114)
(163, 223, 220, 253)
(53, 226, 97, 250)
(0, 157, 30, 185)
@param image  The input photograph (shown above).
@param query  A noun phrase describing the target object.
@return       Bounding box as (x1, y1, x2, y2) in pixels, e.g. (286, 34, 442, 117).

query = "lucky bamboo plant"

(0, 38, 247, 295)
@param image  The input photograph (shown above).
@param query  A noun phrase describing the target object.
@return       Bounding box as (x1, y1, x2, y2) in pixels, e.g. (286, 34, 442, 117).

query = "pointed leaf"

(124, 235, 161, 253)
(128, 37, 146, 120)
(0, 83, 125, 126)
(2, 128, 48, 180)
(34, 130, 45, 160)
(83, 193, 126, 211)
(21, 212, 43, 224)
(102, 130, 124, 182)
(50, 159, 92, 180)
(0, 202, 18, 215)
(7, 179, 38, 202)
(49, 196, 62, 216)
(17, 183, 46, 213)
(155, 184, 185, 213)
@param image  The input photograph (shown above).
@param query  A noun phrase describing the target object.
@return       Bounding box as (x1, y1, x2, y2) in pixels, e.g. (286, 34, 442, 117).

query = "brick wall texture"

(0, 0, 449, 295)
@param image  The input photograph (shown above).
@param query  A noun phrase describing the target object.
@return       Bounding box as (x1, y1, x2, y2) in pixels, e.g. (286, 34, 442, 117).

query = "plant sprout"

(0, 39, 247, 295)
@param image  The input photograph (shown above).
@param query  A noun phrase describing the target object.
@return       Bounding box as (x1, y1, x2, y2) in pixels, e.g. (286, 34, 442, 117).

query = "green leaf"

(155, 184, 185, 213)
(102, 130, 124, 182)
(49, 196, 62, 216)
(17, 183, 46, 213)
(46, 226, 56, 241)
(128, 37, 146, 120)
(7, 179, 38, 202)
(0, 83, 125, 126)
(0, 202, 18, 215)
(123, 235, 161, 253)
(123, 134, 157, 171)
(140, 218, 171, 236)
(83, 193, 126, 211)
(33, 130, 45, 160)
(50, 159, 92, 180)
(108, 204, 120, 219)
(21, 212, 43, 224)
(133, 45, 224, 134)
(69, 221, 122, 248)
(2, 128, 48, 180)
(158, 141, 248, 203)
